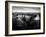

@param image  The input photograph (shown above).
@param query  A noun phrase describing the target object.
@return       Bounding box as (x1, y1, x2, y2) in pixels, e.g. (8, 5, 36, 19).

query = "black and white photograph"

(5, 1, 45, 36)
(12, 6, 40, 30)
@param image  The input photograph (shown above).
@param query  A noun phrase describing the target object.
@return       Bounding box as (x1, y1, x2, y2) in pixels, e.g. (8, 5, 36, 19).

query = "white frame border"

(8, 2, 44, 35)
